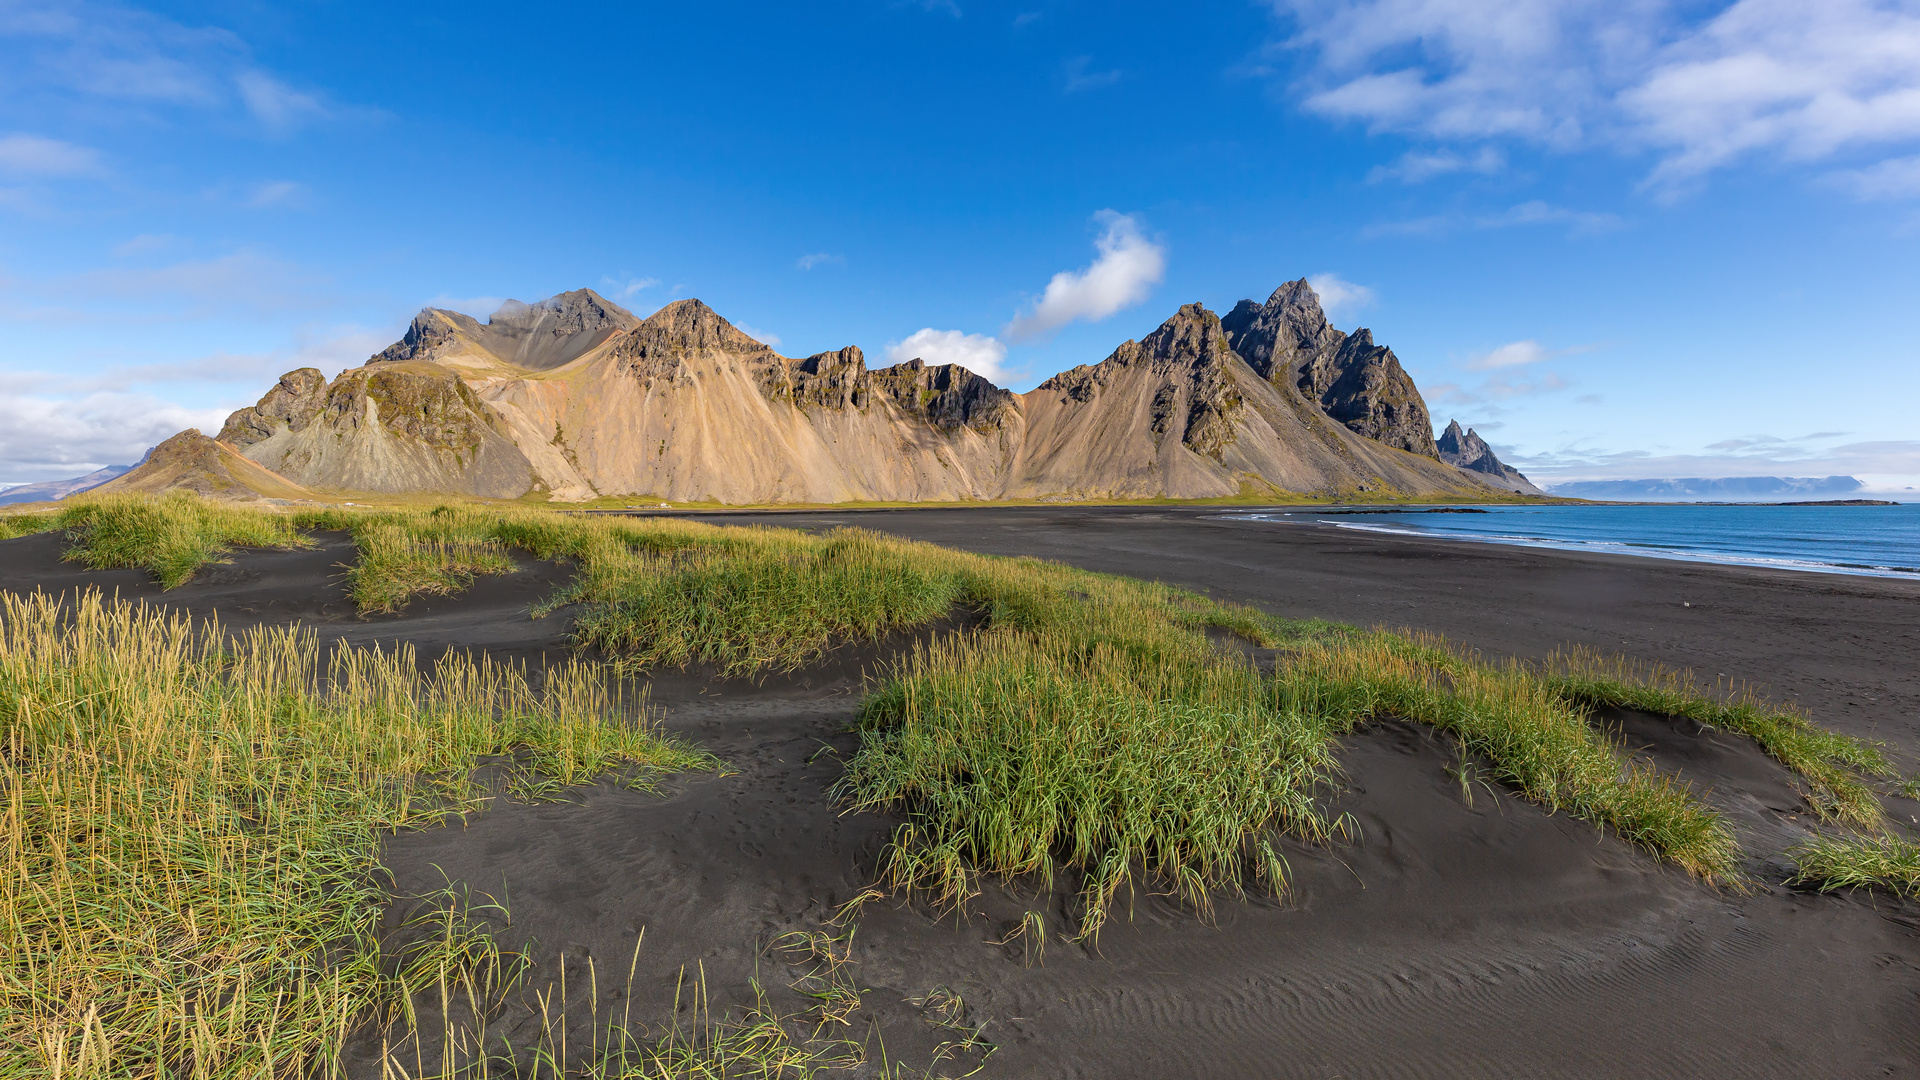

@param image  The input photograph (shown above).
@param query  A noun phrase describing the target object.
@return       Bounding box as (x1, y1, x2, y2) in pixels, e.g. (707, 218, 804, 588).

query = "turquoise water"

(1222, 503, 1920, 580)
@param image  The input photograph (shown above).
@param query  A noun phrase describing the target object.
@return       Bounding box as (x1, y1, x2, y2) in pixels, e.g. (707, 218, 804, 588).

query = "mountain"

(91, 431, 317, 501)
(208, 284, 1524, 504)
(1436, 421, 1546, 496)
(1551, 476, 1865, 502)
(0, 465, 132, 505)
(1221, 280, 1439, 457)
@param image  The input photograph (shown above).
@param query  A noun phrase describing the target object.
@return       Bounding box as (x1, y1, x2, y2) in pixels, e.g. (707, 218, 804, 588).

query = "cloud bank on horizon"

(0, 0, 1915, 492)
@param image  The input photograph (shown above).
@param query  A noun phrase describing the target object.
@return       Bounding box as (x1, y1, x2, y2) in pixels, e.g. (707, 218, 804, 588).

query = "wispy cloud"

(0, 133, 103, 176)
(1, 1, 363, 135)
(1367, 146, 1505, 183)
(1465, 338, 1601, 370)
(1, 250, 338, 323)
(235, 71, 329, 134)
(1064, 56, 1122, 93)
(599, 275, 661, 302)
(1507, 433, 1920, 491)
(734, 323, 781, 347)
(244, 180, 310, 209)
(1364, 200, 1623, 238)
(1005, 210, 1166, 342)
(1266, 0, 1920, 198)
(885, 328, 1008, 381)
(796, 253, 843, 270)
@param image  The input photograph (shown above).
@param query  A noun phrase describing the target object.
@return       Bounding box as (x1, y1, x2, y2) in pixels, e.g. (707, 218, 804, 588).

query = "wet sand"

(5, 507, 1919, 1078)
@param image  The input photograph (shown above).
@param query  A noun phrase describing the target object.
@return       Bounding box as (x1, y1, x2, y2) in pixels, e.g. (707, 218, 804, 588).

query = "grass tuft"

(1544, 646, 1891, 826)
(1788, 833, 1920, 895)
(55, 492, 312, 587)
(0, 589, 712, 1079)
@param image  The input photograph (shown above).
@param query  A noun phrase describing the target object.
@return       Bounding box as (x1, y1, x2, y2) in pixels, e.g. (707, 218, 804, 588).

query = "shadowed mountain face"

(1222, 280, 1440, 458)
(204, 288, 1513, 504)
(1437, 420, 1546, 496)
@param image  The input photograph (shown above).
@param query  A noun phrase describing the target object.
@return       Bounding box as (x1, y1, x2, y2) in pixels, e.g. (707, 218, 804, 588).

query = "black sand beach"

(6, 507, 1919, 1078)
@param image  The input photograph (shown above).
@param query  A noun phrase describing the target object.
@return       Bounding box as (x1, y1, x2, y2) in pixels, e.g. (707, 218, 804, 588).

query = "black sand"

(6, 507, 1919, 1078)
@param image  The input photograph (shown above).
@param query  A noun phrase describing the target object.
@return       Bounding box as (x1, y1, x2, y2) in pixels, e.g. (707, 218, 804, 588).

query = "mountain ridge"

(187, 282, 1530, 505)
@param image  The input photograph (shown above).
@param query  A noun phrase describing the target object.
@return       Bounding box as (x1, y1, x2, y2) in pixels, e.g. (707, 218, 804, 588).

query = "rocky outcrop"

(214, 286, 1522, 504)
(217, 368, 327, 448)
(1222, 280, 1439, 458)
(222, 363, 536, 497)
(1436, 420, 1546, 496)
(869, 358, 1017, 435)
(91, 431, 315, 501)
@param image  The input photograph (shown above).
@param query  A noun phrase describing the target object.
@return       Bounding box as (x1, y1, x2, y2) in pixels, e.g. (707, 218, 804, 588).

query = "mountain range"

(80, 280, 1547, 505)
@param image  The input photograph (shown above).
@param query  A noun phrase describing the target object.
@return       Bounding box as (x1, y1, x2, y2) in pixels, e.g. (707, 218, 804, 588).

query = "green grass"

(1543, 646, 1893, 826)
(23, 497, 1884, 952)
(1789, 834, 1920, 895)
(0, 588, 713, 1079)
(53, 492, 313, 588)
(0, 511, 61, 540)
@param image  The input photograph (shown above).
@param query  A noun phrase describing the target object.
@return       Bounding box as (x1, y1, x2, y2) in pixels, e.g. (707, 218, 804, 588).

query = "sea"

(1219, 502, 1920, 580)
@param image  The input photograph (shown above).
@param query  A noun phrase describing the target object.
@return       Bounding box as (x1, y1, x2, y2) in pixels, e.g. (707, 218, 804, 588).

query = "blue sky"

(3, 0, 1919, 494)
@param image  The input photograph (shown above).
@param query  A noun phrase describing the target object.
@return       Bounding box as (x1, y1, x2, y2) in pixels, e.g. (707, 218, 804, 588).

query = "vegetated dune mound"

(91, 430, 316, 501)
(206, 281, 1518, 504)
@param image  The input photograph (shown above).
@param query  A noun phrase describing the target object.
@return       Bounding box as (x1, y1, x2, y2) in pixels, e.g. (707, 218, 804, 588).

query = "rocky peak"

(217, 368, 329, 449)
(1221, 278, 1343, 381)
(613, 298, 779, 384)
(1041, 302, 1244, 459)
(371, 309, 483, 365)
(1222, 279, 1438, 459)
(789, 346, 869, 409)
(1436, 419, 1545, 495)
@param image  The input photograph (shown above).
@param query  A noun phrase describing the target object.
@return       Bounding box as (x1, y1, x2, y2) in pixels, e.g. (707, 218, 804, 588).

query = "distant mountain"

(0, 465, 133, 505)
(1551, 476, 1864, 501)
(200, 282, 1530, 504)
(1436, 421, 1545, 496)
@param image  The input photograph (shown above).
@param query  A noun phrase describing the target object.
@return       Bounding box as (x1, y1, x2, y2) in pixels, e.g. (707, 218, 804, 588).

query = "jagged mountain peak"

(1221, 278, 1339, 381)
(1436, 419, 1545, 496)
(623, 298, 778, 359)
(489, 287, 636, 331)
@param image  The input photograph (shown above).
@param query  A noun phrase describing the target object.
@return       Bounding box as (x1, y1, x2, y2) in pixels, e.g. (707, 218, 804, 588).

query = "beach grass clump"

(55, 491, 312, 588)
(840, 631, 1342, 940)
(1544, 646, 1892, 826)
(1788, 834, 1920, 895)
(1282, 634, 1743, 880)
(0, 511, 61, 540)
(0, 589, 711, 1080)
(344, 522, 520, 614)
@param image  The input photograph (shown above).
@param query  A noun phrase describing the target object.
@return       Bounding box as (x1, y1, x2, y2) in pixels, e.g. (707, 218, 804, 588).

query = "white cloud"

(111, 233, 179, 257)
(735, 323, 781, 347)
(1306, 272, 1375, 321)
(885, 328, 1008, 381)
(1368, 145, 1505, 183)
(0, 390, 229, 484)
(0, 133, 102, 176)
(796, 253, 843, 270)
(1509, 435, 1920, 491)
(1005, 210, 1167, 342)
(1268, 0, 1920, 195)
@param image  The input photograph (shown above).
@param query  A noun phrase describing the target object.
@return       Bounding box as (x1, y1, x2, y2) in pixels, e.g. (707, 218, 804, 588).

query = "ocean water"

(1220, 503, 1920, 580)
